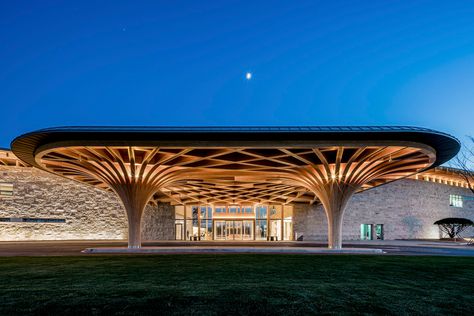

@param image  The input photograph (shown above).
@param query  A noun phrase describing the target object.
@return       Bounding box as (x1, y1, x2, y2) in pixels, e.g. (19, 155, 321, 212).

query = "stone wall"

(294, 179, 474, 241)
(2, 164, 474, 242)
(142, 203, 175, 240)
(0, 166, 175, 241)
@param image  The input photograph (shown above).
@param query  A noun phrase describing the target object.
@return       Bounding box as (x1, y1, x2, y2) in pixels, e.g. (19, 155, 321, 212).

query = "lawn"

(0, 255, 473, 315)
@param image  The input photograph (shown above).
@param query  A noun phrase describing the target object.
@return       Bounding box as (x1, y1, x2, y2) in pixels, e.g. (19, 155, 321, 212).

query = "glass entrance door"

(243, 220, 253, 240)
(360, 224, 373, 240)
(175, 223, 183, 240)
(226, 220, 243, 240)
(215, 221, 226, 240)
(215, 220, 253, 240)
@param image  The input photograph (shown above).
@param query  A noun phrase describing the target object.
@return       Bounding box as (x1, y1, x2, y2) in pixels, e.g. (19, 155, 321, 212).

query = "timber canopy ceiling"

(11, 126, 460, 205)
(0, 149, 27, 167)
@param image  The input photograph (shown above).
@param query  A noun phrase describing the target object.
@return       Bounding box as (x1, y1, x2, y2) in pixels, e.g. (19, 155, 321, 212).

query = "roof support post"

(111, 183, 156, 248)
(306, 176, 358, 249)
(316, 183, 357, 249)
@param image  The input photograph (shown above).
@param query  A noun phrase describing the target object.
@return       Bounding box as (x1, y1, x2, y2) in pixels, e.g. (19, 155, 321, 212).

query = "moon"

(245, 72, 252, 80)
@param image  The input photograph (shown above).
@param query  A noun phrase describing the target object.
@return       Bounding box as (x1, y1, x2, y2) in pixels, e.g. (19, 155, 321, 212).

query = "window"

(360, 224, 372, 240)
(174, 205, 185, 240)
(215, 206, 226, 213)
(256, 206, 267, 219)
(200, 206, 212, 219)
(449, 194, 463, 208)
(0, 183, 13, 197)
(375, 224, 384, 240)
(244, 207, 253, 213)
(229, 206, 239, 213)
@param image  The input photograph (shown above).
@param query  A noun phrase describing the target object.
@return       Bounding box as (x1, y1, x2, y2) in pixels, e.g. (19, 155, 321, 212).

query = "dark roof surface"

(8, 125, 456, 132)
(11, 126, 460, 169)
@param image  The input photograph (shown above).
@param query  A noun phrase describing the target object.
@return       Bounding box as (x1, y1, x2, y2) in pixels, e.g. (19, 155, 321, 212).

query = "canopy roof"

(10, 126, 460, 205)
(11, 126, 460, 168)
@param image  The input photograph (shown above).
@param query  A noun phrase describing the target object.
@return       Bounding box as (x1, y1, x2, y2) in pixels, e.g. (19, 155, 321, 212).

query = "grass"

(0, 255, 473, 315)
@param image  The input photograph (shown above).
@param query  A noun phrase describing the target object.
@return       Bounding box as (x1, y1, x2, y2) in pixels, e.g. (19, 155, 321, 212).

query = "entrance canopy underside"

(10, 126, 460, 248)
(11, 126, 459, 206)
(13, 145, 434, 205)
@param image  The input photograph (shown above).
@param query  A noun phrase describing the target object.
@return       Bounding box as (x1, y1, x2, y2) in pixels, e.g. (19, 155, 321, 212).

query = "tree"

(453, 136, 474, 195)
(434, 218, 473, 239)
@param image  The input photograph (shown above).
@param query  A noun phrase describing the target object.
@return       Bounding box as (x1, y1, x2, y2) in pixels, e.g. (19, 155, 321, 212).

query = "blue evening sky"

(1, 1, 474, 148)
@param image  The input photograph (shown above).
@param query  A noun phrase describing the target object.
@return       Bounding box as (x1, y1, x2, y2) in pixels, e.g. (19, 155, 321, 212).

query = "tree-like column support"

(112, 184, 156, 248)
(316, 183, 357, 249)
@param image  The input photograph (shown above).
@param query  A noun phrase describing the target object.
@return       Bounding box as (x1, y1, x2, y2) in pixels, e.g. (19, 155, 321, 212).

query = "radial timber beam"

(297, 146, 433, 248)
(33, 144, 435, 249)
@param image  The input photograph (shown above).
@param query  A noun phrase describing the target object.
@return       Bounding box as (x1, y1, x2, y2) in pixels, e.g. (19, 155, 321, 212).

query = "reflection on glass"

(256, 219, 267, 240)
(283, 205, 293, 240)
(229, 206, 239, 214)
(229, 221, 242, 240)
(243, 220, 253, 240)
(192, 207, 199, 225)
(200, 206, 212, 219)
(375, 224, 383, 240)
(174, 205, 185, 240)
(185, 220, 194, 240)
(256, 206, 267, 219)
(360, 224, 372, 240)
(175, 222, 184, 240)
(283, 219, 292, 240)
(215, 206, 226, 214)
(200, 219, 213, 240)
(215, 221, 226, 240)
(270, 219, 281, 241)
(175, 204, 293, 242)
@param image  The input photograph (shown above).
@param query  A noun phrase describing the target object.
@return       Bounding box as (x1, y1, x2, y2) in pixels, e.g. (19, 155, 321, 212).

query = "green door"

(360, 224, 373, 240)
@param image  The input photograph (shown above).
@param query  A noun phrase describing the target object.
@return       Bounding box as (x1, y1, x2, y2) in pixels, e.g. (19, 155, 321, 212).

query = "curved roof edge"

(11, 125, 461, 170)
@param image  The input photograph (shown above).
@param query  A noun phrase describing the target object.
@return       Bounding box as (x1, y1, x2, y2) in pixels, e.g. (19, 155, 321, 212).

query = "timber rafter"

(35, 145, 435, 205)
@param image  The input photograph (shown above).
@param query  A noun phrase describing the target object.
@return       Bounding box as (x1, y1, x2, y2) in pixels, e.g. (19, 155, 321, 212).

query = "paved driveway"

(0, 240, 473, 256)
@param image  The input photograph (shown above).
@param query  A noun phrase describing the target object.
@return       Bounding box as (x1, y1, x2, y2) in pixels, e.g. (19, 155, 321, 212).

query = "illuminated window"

(215, 206, 226, 213)
(449, 194, 463, 208)
(0, 183, 13, 197)
(174, 205, 184, 240)
(229, 206, 239, 213)
(256, 206, 267, 219)
(360, 224, 372, 240)
(200, 206, 212, 219)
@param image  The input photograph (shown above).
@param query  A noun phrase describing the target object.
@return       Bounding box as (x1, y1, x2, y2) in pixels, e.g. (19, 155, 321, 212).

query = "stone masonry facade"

(1, 165, 473, 241)
(0, 165, 174, 241)
(293, 179, 474, 241)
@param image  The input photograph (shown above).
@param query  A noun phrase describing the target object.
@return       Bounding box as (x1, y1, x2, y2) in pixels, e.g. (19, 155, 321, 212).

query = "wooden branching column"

(36, 144, 434, 249)
(296, 146, 434, 249)
(36, 147, 185, 248)
(110, 183, 156, 248)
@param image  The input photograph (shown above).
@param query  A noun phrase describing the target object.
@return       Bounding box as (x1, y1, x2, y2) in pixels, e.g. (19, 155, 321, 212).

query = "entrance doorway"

(360, 224, 372, 240)
(175, 223, 183, 240)
(375, 224, 384, 240)
(360, 224, 384, 240)
(214, 220, 254, 240)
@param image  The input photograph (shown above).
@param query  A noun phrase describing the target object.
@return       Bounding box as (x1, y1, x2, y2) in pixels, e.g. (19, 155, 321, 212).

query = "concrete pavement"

(0, 239, 473, 256)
